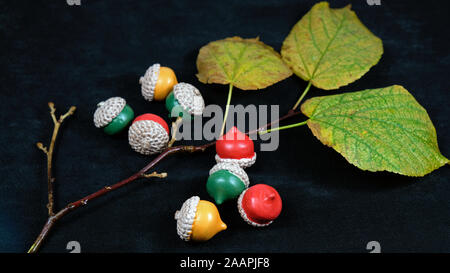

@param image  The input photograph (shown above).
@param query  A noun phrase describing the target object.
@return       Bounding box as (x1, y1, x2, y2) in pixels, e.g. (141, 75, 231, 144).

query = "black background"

(0, 0, 448, 253)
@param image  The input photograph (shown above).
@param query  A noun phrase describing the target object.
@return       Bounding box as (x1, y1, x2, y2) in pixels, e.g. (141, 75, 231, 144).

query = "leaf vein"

(310, 11, 347, 79)
(312, 119, 401, 171)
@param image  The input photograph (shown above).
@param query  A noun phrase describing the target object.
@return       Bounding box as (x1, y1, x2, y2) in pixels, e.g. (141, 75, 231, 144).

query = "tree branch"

(28, 140, 215, 253)
(37, 103, 76, 217)
(28, 104, 301, 253)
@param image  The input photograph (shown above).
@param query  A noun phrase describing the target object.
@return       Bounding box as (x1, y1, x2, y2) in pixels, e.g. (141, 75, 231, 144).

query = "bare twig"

(36, 142, 48, 154)
(168, 116, 183, 147)
(28, 140, 215, 253)
(59, 106, 77, 123)
(48, 102, 57, 125)
(141, 171, 168, 179)
(37, 103, 76, 217)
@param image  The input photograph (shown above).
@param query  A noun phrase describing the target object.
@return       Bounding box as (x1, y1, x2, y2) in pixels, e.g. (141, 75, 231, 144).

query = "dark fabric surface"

(0, 0, 448, 253)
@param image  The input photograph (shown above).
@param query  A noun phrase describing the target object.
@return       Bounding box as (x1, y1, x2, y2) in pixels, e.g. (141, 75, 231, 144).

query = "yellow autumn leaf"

(301, 85, 449, 176)
(196, 37, 292, 90)
(281, 2, 383, 90)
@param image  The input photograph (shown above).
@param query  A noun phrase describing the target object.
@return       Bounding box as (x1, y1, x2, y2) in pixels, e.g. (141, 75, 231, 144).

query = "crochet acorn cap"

(173, 83, 205, 116)
(93, 97, 126, 128)
(209, 162, 249, 187)
(215, 153, 257, 169)
(139, 63, 160, 102)
(174, 196, 200, 241)
(128, 119, 169, 155)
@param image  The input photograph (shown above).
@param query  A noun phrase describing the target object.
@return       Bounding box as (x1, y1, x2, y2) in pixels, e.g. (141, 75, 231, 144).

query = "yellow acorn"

(174, 196, 227, 242)
(140, 63, 178, 101)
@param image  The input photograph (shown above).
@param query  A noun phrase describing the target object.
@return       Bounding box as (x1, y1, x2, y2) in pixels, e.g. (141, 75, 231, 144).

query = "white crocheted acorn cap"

(237, 190, 272, 227)
(139, 63, 160, 102)
(174, 196, 200, 241)
(209, 162, 249, 187)
(93, 97, 126, 128)
(173, 82, 205, 116)
(94, 97, 127, 128)
(215, 153, 257, 169)
(128, 120, 169, 155)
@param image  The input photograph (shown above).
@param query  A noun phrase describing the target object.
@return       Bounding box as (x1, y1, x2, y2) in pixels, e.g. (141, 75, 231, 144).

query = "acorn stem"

(265, 193, 276, 201)
(220, 84, 234, 136)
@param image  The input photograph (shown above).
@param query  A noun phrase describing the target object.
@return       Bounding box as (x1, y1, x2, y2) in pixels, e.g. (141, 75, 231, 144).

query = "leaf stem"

(259, 120, 308, 135)
(292, 81, 312, 110)
(220, 83, 234, 136)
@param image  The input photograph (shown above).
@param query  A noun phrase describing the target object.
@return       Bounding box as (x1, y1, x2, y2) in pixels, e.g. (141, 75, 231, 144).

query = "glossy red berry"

(238, 184, 282, 227)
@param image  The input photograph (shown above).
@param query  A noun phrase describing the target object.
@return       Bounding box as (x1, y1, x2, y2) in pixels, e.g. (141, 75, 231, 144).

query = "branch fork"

(36, 103, 76, 216)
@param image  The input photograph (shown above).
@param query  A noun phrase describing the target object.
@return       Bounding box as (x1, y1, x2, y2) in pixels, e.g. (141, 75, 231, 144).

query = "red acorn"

(128, 113, 170, 155)
(215, 126, 256, 168)
(237, 184, 282, 227)
(133, 113, 170, 134)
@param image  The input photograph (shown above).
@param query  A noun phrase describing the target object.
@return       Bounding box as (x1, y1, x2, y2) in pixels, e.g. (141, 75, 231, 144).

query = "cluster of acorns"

(92, 64, 282, 243)
(175, 127, 283, 242)
(93, 64, 205, 155)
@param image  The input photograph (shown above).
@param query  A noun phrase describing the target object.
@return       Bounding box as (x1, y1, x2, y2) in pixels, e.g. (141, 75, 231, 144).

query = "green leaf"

(281, 1, 383, 90)
(301, 85, 448, 176)
(196, 36, 292, 90)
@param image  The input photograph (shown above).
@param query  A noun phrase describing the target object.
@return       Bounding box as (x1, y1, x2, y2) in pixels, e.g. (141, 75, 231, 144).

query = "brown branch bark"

(28, 141, 214, 253)
(28, 105, 302, 253)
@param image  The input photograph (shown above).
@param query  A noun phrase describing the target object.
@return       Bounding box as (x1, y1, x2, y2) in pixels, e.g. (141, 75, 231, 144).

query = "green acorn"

(165, 82, 205, 119)
(93, 97, 134, 135)
(206, 162, 249, 205)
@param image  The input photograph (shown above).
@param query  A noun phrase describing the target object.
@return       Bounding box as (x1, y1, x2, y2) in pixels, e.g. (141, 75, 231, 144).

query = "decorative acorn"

(174, 196, 227, 242)
(237, 184, 282, 227)
(207, 162, 249, 205)
(140, 63, 178, 101)
(128, 113, 170, 155)
(165, 82, 205, 119)
(215, 126, 256, 168)
(93, 97, 134, 135)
